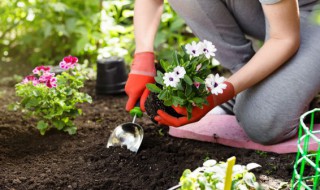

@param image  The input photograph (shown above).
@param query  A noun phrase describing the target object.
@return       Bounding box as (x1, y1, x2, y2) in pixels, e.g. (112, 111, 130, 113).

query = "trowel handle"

(129, 101, 143, 118)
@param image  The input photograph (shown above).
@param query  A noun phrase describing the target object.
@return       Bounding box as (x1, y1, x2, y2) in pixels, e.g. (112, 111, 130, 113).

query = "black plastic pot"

(96, 57, 128, 95)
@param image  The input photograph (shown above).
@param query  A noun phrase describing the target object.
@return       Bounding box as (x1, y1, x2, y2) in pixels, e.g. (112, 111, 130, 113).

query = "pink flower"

(59, 55, 78, 70)
(33, 66, 51, 75)
(196, 64, 202, 72)
(194, 82, 201, 89)
(39, 73, 55, 83)
(22, 75, 39, 86)
(46, 77, 57, 88)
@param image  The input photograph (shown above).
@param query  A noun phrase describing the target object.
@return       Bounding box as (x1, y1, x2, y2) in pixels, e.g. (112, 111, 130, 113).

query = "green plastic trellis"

(291, 108, 320, 190)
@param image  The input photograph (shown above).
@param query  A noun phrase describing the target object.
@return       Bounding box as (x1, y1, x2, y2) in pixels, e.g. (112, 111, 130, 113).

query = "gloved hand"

(125, 52, 156, 111)
(154, 81, 235, 127)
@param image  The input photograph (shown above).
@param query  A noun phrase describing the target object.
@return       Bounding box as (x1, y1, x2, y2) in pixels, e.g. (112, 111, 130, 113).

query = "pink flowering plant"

(15, 56, 92, 135)
(147, 40, 226, 119)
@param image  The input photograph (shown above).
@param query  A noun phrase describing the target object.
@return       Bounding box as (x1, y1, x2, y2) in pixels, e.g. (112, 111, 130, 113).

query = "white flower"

(205, 74, 227, 95)
(212, 58, 220, 66)
(216, 182, 224, 190)
(203, 159, 217, 167)
(246, 163, 261, 171)
(185, 41, 201, 57)
(238, 184, 249, 190)
(173, 66, 186, 79)
(163, 72, 180, 88)
(199, 40, 217, 59)
(233, 165, 246, 175)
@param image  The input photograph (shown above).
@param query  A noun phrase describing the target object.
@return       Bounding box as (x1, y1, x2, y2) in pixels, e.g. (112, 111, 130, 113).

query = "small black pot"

(96, 57, 128, 95)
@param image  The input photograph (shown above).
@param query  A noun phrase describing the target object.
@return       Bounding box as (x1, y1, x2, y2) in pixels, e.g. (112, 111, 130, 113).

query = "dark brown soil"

(0, 80, 297, 190)
(145, 92, 182, 124)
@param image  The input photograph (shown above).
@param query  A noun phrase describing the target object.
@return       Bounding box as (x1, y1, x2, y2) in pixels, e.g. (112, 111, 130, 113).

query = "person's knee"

(235, 108, 298, 145)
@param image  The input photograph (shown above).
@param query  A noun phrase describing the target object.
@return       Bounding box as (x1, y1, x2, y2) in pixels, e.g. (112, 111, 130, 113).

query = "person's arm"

(125, 0, 164, 111)
(155, 0, 300, 127)
(228, 0, 300, 94)
(134, 0, 164, 53)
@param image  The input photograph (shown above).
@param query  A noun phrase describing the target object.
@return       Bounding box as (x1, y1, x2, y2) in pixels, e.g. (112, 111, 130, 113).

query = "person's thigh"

(234, 11, 320, 145)
(223, 0, 266, 40)
(168, 0, 264, 73)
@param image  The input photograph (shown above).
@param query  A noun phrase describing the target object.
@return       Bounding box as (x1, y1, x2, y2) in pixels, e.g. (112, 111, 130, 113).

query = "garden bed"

(0, 80, 295, 190)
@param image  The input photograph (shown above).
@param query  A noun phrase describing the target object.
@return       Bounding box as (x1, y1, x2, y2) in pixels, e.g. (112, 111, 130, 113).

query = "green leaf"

(146, 84, 161, 93)
(75, 37, 88, 54)
(65, 126, 77, 135)
(155, 75, 164, 85)
(163, 99, 173, 107)
(154, 31, 167, 48)
(193, 97, 205, 104)
(25, 98, 40, 109)
(185, 84, 192, 97)
(65, 18, 77, 33)
(173, 51, 179, 66)
(160, 60, 170, 72)
(84, 94, 92, 103)
(176, 82, 184, 91)
(43, 22, 52, 38)
(49, 2, 68, 12)
(62, 117, 69, 123)
(193, 77, 204, 83)
(37, 120, 48, 135)
(186, 105, 193, 120)
(53, 120, 65, 130)
(55, 24, 69, 37)
(158, 91, 166, 100)
(183, 75, 193, 85)
(170, 18, 185, 32)
(172, 96, 185, 106)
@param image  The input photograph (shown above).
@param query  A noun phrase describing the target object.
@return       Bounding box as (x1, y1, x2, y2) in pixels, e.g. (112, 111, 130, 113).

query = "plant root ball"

(145, 92, 182, 125)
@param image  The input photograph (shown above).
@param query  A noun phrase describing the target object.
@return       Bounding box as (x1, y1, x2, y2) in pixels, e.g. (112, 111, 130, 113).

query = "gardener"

(125, 0, 320, 145)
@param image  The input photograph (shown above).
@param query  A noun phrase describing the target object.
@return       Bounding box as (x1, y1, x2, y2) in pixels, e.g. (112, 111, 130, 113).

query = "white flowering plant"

(146, 40, 226, 119)
(14, 56, 92, 135)
(178, 159, 261, 190)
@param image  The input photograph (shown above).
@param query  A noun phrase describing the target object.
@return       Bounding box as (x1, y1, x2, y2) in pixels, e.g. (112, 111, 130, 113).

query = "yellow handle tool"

(224, 156, 236, 190)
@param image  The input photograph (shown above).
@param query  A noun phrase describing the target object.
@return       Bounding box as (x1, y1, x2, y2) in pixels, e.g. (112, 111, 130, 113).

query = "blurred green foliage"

(1, 0, 101, 66)
(0, 0, 196, 69)
(311, 4, 320, 25)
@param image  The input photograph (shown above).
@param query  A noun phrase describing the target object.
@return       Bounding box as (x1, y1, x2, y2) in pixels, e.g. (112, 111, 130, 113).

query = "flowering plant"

(178, 159, 261, 190)
(146, 40, 226, 119)
(15, 56, 92, 135)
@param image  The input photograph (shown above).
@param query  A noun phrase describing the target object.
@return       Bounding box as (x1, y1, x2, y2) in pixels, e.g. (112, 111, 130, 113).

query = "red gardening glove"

(125, 52, 156, 111)
(154, 81, 235, 127)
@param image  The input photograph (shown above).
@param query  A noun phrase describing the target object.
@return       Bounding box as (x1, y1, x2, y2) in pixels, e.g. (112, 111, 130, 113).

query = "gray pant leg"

(168, 0, 265, 73)
(168, 0, 320, 145)
(234, 11, 320, 145)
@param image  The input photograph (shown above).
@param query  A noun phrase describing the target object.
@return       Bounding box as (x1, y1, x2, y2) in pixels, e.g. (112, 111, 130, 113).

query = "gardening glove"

(154, 81, 235, 127)
(125, 52, 156, 112)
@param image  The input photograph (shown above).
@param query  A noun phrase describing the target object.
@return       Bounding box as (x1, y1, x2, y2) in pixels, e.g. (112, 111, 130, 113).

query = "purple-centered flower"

(59, 55, 78, 70)
(163, 72, 180, 88)
(173, 66, 186, 79)
(185, 41, 201, 57)
(199, 40, 217, 59)
(32, 66, 51, 75)
(205, 74, 226, 95)
(22, 75, 39, 86)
